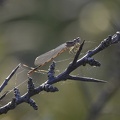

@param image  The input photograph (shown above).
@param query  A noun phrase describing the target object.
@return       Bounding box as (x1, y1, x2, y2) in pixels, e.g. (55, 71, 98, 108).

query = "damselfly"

(23, 37, 80, 75)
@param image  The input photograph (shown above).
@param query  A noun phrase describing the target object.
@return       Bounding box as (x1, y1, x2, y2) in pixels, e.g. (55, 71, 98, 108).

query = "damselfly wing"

(27, 37, 80, 75)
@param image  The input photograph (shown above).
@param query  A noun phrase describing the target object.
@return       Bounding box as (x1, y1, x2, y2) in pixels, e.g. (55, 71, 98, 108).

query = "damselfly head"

(66, 37, 80, 47)
(74, 37, 81, 44)
(66, 37, 81, 53)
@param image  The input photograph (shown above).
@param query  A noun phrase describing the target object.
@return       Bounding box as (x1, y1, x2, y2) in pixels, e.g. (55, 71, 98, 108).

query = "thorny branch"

(0, 31, 120, 114)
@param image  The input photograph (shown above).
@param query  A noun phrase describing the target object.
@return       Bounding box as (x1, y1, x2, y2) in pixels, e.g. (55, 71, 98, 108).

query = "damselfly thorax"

(23, 37, 81, 75)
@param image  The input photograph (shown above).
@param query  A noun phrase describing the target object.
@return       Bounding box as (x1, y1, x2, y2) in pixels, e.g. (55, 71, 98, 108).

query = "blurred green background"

(0, 0, 120, 120)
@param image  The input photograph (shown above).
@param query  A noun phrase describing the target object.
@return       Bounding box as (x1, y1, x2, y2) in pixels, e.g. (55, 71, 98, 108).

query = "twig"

(0, 64, 20, 93)
(67, 76, 107, 83)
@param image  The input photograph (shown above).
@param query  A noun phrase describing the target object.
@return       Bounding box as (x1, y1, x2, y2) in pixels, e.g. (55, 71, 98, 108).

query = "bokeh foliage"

(0, 0, 120, 120)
